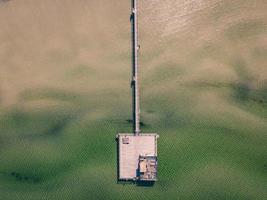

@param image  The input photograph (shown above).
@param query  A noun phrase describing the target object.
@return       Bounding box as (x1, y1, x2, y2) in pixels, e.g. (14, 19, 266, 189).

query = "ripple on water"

(140, 0, 223, 39)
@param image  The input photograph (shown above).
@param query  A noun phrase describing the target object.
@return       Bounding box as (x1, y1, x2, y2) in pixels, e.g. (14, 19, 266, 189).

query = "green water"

(0, 0, 266, 199)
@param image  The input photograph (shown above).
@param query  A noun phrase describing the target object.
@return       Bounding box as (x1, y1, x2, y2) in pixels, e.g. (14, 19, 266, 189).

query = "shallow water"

(0, 0, 266, 200)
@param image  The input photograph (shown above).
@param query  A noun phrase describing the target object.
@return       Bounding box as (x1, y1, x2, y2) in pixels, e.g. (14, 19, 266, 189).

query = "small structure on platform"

(117, 134, 158, 181)
(139, 154, 157, 181)
(116, 0, 159, 183)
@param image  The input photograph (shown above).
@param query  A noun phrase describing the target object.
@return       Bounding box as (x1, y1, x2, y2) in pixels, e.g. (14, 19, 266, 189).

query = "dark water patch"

(0, 0, 10, 4)
(136, 181, 155, 187)
(9, 171, 41, 183)
(233, 83, 267, 118)
(233, 82, 251, 101)
(230, 80, 267, 117)
(0, 108, 76, 138)
(44, 115, 74, 136)
(233, 82, 267, 105)
(250, 85, 267, 105)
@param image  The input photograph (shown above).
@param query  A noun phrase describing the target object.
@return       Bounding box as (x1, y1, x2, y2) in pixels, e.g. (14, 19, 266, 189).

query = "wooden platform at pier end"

(116, 133, 159, 181)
